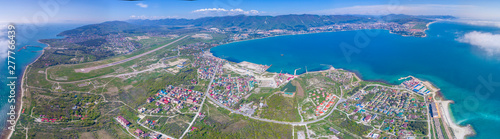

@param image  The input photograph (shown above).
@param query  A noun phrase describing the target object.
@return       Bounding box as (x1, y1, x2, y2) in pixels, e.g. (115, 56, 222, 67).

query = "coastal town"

(218, 22, 430, 43)
(75, 50, 471, 139)
(5, 13, 475, 139)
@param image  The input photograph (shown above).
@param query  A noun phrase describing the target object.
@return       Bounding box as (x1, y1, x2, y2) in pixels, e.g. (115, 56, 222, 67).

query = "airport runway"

(75, 35, 187, 73)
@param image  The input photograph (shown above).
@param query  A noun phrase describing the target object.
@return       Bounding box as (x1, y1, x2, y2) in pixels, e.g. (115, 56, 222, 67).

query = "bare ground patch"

(123, 85, 133, 90)
(96, 130, 114, 139)
(79, 132, 96, 139)
(103, 86, 119, 97)
(292, 80, 304, 97)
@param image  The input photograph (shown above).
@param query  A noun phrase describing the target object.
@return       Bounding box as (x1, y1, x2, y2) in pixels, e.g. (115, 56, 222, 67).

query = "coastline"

(425, 21, 438, 31)
(0, 20, 461, 138)
(209, 25, 474, 138)
(218, 21, 437, 46)
(228, 59, 474, 139)
(417, 75, 476, 138)
(421, 21, 438, 38)
(2, 43, 48, 139)
(437, 100, 476, 139)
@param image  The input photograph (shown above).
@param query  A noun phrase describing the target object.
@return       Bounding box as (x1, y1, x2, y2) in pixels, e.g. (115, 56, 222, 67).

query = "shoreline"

(437, 100, 476, 139)
(238, 59, 474, 138)
(216, 21, 439, 46)
(209, 25, 473, 138)
(425, 21, 438, 31)
(2, 42, 48, 139)
(223, 55, 474, 138)
(1, 20, 445, 138)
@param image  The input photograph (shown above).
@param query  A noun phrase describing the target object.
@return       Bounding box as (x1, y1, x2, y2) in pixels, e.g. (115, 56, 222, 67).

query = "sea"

(211, 21, 500, 139)
(0, 23, 83, 136)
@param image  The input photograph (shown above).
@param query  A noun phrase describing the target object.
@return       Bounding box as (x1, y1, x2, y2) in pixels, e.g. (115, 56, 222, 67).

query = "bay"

(211, 21, 500, 139)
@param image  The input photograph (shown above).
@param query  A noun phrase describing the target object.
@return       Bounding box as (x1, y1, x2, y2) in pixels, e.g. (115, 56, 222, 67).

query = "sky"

(1, 0, 500, 57)
(0, 0, 500, 24)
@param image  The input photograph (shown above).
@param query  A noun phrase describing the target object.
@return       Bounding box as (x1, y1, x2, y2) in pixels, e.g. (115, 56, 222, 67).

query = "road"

(138, 120, 175, 139)
(75, 35, 187, 73)
(178, 63, 347, 138)
(205, 86, 346, 126)
(179, 61, 219, 139)
(439, 103, 454, 139)
(434, 118, 445, 139)
(113, 117, 140, 139)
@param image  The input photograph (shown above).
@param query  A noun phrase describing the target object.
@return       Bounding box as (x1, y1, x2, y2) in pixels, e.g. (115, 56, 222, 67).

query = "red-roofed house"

(116, 116, 130, 127)
(134, 129, 144, 136)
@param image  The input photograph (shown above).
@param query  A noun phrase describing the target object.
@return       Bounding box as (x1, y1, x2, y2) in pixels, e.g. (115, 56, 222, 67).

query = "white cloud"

(193, 8, 228, 13)
(459, 20, 500, 28)
(136, 2, 148, 8)
(192, 8, 260, 16)
(458, 31, 500, 55)
(0, 24, 9, 59)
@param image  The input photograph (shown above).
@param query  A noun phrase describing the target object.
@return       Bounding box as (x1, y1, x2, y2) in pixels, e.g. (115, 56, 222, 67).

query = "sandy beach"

(0, 19, 460, 138)
(426, 21, 438, 30)
(226, 59, 475, 139)
(2, 43, 47, 139)
(401, 75, 475, 139)
(2, 64, 27, 139)
(437, 100, 475, 139)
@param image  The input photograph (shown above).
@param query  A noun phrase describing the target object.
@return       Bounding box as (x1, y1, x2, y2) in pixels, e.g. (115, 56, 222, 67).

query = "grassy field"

(308, 110, 371, 138)
(44, 37, 200, 82)
(139, 114, 193, 138)
(411, 22, 428, 30)
(186, 101, 293, 139)
(260, 94, 301, 122)
(281, 82, 297, 92)
(239, 87, 279, 104)
(11, 98, 135, 139)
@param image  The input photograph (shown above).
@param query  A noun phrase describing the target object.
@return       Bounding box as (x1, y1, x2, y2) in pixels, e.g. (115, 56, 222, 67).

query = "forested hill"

(130, 14, 376, 30)
(58, 21, 139, 36)
(58, 14, 455, 36)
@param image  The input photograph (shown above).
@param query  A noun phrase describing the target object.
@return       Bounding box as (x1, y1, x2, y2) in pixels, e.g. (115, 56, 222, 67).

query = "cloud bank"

(192, 8, 260, 16)
(136, 3, 148, 8)
(458, 31, 500, 55)
(460, 20, 500, 28)
(0, 24, 9, 59)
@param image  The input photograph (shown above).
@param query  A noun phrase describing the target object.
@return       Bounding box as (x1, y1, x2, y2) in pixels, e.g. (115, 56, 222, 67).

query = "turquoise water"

(0, 23, 83, 135)
(212, 22, 500, 139)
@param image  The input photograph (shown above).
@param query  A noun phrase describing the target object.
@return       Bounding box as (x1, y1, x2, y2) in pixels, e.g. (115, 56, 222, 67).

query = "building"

(429, 103, 440, 118)
(134, 129, 144, 136)
(116, 116, 130, 128)
(364, 115, 372, 122)
(147, 97, 154, 103)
